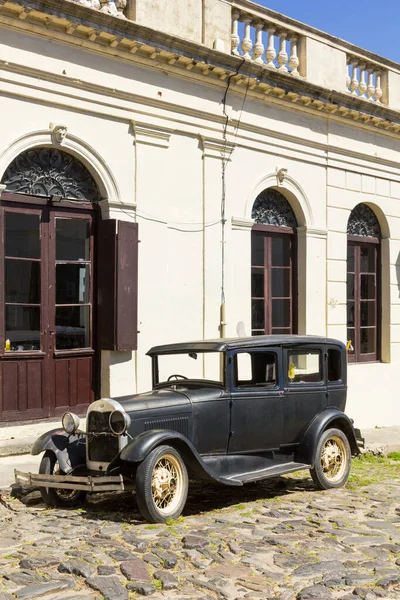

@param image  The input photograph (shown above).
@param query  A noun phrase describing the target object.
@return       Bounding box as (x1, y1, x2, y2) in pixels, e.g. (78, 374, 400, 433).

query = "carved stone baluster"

(366, 68, 375, 101)
(374, 72, 383, 103)
(253, 22, 265, 63)
(100, 0, 111, 12)
(241, 17, 253, 60)
(277, 32, 288, 71)
(346, 59, 351, 91)
(265, 26, 276, 68)
(115, 0, 126, 17)
(350, 61, 359, 95)
(358, 64, 367, 98)
(231, 11, 241, 56)
(288, 35, 299, 76)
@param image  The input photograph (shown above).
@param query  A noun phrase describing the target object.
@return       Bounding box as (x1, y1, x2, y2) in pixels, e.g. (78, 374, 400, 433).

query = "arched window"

(1, 147, 101, 202)
(347, 204, 381, 362)
(251, 188, 297, 336)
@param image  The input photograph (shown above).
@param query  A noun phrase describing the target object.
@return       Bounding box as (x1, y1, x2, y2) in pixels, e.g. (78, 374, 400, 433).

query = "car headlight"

(109, 410, 131, 436)
(62, 412, 80, 434)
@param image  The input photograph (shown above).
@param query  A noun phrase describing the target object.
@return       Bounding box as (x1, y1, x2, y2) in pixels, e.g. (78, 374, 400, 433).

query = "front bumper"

(15, 470, 126, 492)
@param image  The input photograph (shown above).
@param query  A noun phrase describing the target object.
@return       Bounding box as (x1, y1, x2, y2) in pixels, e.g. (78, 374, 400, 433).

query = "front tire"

(135, 445, 188, 523)
(39, 450, 86, 507)
(310, 428, 351, 490)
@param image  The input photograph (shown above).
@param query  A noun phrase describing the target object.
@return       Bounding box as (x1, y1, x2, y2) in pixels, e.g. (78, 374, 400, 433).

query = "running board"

(225, 462, 310, 484)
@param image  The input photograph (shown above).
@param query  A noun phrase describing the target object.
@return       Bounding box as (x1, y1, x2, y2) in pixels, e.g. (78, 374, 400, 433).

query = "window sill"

(0, 351, 46, 359)
(54, 349, 94, 358)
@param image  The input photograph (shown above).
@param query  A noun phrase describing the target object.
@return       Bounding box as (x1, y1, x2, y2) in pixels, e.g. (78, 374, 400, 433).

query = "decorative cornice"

(231, 217, 254, 230)
(0, 0, 399, 136)
(200, 136, 235, 160)
(132, 122, 173, 148)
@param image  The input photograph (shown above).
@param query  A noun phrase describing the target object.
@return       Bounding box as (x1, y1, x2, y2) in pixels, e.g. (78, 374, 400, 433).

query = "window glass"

(288, 350, 321, 383)
(328, 349, 341, 382)
(235, 352, 277, 387)
(6, 306, 40, 351)
(251, 268, 264, 298)
(272, 268, 290, 297)
(56, 264, 90, 304)
(56, 219, 90, 261)
(6, 260, 40, 304)
(5, 213, 40, 259)
(251, 234, 264, 267)
(56, 306, 90, 350)
(347, 240, 379, 361)
(271, 236, 290, 266)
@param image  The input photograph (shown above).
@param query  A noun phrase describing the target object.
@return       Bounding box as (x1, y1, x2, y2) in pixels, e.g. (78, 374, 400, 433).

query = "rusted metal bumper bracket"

(15, 470, 125, 492)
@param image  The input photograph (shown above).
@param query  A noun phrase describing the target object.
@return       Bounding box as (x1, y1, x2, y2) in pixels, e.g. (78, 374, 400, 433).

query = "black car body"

(16, 336, 364, 522)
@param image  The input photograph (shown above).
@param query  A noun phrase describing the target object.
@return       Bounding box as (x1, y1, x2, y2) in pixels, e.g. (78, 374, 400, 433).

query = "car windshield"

(155, 351, 224, 386)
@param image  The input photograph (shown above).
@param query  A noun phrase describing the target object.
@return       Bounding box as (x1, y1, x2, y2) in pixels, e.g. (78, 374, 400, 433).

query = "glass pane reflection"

(360, 328, 375, 354)
(6, 306, 40, 351)
(6, 213, 40, 259)
(6, 260, 40, 304)
(56, 264, 90, 304)
(56, 306, 90, 350)
(56, 219, 90, 261)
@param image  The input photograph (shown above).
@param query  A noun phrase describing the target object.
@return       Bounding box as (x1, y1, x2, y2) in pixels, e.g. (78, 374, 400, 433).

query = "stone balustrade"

(231, 9, 302, 76)
(63, 0, 400, 112)
(69, 0, 127, 18)
(346, 55, 386, 103)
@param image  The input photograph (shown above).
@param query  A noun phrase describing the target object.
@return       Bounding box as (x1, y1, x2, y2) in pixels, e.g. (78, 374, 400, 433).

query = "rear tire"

(39, 450, 86, 507)
(135, 445, 188, 523)
(310, 428, 351, 490)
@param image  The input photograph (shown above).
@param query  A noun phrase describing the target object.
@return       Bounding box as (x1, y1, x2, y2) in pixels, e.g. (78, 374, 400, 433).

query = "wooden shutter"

(97, 220, 138, 351)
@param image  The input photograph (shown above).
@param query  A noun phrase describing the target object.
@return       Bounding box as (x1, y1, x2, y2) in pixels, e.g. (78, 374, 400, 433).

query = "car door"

(282, 345, 327, 446)
(228, 348, 283, 453)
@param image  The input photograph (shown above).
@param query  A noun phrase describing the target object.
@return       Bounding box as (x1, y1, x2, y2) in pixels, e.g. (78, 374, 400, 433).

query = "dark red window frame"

(347, 234, 380, 363)
(251, 224, 297, 336)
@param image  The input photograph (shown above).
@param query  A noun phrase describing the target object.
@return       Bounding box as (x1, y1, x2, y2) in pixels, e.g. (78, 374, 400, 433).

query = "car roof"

(147, 335, 346, 355)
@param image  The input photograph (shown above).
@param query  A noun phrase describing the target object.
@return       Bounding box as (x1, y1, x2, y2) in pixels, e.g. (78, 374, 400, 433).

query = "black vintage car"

(16, 336, 363, 523)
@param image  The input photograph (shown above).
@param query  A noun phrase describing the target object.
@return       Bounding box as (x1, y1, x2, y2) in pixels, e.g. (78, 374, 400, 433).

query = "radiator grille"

(144, 417, 189, 437)
(87, 411, 119, 463)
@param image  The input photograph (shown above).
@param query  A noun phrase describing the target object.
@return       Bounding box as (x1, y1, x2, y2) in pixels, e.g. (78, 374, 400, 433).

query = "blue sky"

(258, 1, 399, 63)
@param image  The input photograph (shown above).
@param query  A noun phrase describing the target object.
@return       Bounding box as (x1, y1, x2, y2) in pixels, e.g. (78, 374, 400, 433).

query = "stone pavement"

(0, 466, 399, 600)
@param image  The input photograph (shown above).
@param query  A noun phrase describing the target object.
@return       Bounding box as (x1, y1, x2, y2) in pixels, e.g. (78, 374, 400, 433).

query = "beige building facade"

(0, 0, 399, 428)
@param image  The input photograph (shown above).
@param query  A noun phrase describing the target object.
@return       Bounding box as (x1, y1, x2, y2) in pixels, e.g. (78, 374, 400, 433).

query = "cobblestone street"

(0, 457, 399, 600)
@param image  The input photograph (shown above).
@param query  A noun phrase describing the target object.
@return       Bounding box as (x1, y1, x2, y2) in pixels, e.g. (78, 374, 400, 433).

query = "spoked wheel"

(135, 445, 188, 523)
(310, 428, 351, 490)
(39, 450, 86, 507)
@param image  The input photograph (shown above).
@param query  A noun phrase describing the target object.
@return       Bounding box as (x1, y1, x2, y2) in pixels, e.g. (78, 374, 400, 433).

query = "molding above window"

(231, 217, 254, 230)
(297, 225, 328, 239)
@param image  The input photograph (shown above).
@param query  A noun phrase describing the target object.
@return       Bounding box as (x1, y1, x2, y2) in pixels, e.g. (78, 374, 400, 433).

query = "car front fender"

(295, 409, 360, 467)
(31, 429, 86, 474)
(119, 430, 242, 486)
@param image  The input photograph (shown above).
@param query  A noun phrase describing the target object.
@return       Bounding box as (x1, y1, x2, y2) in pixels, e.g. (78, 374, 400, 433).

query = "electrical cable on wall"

(219, 58, 251, 336)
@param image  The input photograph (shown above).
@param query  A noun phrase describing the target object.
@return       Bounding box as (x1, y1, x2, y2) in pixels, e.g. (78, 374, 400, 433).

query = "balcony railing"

(65, 0, 400, 112)
(70, 0, 127, 18)
(231, 8, 302, 77)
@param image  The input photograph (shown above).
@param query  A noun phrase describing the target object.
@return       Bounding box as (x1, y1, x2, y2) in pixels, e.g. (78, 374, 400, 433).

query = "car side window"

(327, 348, 341, 382)
(288, 349, 322, 384)
(235, 351, 277, 388)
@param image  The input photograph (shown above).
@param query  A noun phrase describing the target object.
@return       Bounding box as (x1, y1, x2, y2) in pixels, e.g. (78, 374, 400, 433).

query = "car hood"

(115, 385, 224, 414)
(115, 387, 192, 415)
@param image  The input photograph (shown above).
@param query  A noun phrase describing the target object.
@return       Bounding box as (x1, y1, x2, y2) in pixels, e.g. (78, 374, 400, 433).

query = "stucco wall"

(0, 25, 399, 427)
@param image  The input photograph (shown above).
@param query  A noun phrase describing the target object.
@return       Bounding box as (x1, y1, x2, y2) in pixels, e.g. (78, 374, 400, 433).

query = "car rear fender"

(295, 409, 360, 467)
(119, 430, 240, 485)
(31, 429, 86, 474)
